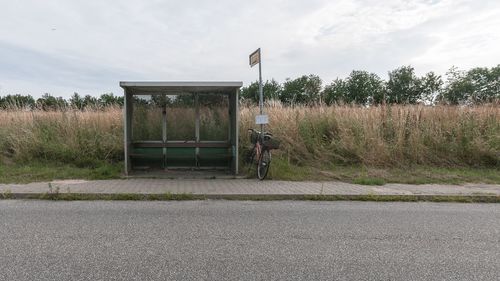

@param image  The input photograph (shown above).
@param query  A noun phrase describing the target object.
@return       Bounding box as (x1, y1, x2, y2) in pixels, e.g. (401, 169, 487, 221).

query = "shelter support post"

(162, 104, 167, 169)
(230, 89, 239, 174)
(123, 90, 133, 175)
(195, 93, 200, 167)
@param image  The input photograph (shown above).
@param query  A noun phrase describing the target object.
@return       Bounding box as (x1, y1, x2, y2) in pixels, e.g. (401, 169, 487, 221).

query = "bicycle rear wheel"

(257, 149, 271, 180)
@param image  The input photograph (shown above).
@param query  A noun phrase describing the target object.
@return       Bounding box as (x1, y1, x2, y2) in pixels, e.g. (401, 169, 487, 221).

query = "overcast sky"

(1, 0, 499, 98)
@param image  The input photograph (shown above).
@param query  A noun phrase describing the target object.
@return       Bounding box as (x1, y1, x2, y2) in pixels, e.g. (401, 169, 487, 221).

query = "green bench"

(130, 141, 232, 169)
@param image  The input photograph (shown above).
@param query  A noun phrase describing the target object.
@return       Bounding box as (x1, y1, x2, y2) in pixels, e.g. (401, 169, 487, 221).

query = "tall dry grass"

(240, 103, 499, 167)
(0, 106, 123, 166)
(0, 104, 499, 168)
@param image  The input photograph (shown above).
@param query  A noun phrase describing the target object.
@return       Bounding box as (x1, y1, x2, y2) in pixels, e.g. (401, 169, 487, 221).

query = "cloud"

(0, 0, 499, 97)
(0, 41, 142, 85)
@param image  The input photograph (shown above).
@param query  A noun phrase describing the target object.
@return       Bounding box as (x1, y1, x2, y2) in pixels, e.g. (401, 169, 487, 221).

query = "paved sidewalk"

(1, 179, 499, 197)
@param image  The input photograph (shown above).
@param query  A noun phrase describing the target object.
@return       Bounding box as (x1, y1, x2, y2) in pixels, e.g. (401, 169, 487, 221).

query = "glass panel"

(131, 95, 162, 141)
(166, 94, 196, 141)
(199, 93, 229, 141)
(131, 94, 164, 169)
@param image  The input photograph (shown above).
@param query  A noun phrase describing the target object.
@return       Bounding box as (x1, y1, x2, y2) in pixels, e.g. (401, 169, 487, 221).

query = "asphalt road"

(0, 201, 498, 281)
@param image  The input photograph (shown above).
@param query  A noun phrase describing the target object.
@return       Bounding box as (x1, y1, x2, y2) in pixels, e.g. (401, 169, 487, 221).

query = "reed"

(240, 103, 499, 167)
(0, 103, 498, 168)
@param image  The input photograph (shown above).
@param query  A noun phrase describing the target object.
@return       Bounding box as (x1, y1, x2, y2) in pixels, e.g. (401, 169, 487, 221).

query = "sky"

(0, 0, 499, 98)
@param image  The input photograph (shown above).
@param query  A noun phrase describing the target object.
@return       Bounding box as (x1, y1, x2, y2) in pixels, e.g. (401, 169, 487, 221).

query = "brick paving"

(1, 179, 499, 196)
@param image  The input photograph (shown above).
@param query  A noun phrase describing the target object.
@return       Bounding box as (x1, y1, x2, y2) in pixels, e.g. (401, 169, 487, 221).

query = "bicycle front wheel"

(257, 149, 271, 180)
(246, 147, 257, 173)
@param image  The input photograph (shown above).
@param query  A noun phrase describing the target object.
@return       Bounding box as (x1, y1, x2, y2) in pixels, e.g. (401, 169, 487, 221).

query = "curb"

(1, 193, 499, 203)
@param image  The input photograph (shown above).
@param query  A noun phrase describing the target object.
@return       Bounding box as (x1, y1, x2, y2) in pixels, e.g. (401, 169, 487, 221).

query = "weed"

(1, 189, 12, 199)
(353, 177, 386, 186)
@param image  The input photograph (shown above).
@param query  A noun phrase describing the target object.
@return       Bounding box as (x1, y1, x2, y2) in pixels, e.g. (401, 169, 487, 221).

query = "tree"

(346, 71, 384, 105)
(172, 94, 195, 106)
(438, 65, 500, 105)
(151, 94, 172, 107)
(386, 66, 422, 104)
(437, 67, 464, 104)
(419, 72, 443, 104)
(280, 75, 322, 105)
(322, 78, 348, 105)
(0, 94, 35, 109)
(240, 79, 282, 103)
(467, 66, 500, 103)
(323, 71, 384, 105)
(240, 81, 259, 103)
(487, 65, 500, 102)
(70, 93, 84, 109)
(36, 93, 67, 110)
(304, 75, 322, 104)
(264, 79, 282, 101)
(99, 93, 123, 107)
(82, 95, 98, 108)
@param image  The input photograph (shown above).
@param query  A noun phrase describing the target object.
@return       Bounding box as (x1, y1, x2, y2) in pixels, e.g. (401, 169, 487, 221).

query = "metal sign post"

(249, 48, 267, 133)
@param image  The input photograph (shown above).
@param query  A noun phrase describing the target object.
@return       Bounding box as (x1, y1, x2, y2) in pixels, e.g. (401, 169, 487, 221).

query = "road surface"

(0, 201, 498, 280)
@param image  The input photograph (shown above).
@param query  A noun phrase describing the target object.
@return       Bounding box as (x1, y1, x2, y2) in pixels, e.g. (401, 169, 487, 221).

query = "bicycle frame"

(254, 141, 262, 164)
(249, 129, 264, 163)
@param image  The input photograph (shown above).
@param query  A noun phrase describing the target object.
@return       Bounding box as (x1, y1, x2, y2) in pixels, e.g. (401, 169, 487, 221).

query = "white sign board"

(255, 114, 269, 125)
(249, 48, 261, 67)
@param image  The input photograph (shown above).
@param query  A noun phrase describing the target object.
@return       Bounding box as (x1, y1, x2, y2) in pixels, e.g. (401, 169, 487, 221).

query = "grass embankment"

(0, 104, 498, 184)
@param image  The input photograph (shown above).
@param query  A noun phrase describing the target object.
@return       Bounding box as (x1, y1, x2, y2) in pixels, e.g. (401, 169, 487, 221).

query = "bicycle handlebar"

(248, 128, 272, 136)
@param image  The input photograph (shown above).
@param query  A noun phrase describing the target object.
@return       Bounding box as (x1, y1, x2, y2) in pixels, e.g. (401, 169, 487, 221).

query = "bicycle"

(246, 128, 279, 180)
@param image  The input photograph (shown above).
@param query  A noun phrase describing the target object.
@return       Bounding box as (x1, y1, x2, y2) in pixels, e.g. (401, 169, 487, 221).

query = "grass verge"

(0, 161, 122, 184)
(265, 158, 500, 185)
(1, 192, 498, 203)
(1, 159, 499, 185)
(34, 192, 200, 201)
(352, 177, 386, 186)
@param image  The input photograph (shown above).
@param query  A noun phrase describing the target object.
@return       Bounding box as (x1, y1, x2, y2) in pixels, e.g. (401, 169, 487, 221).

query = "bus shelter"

(120, 81, 242, 176)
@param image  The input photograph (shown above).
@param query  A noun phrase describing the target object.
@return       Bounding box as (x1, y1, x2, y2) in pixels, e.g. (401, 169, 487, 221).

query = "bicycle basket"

(263, 137, 280, 149)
